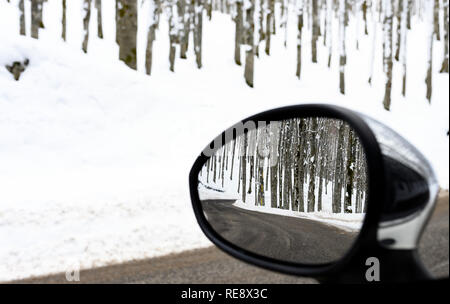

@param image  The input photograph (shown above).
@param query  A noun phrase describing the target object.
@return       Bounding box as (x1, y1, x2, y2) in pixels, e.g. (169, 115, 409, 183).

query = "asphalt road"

(12, 191, 448, 284)
(418, 190, 449, 279)
(201, 199, 357, 265)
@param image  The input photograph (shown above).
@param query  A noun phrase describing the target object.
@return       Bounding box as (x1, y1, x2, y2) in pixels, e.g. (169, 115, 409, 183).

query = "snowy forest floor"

(0, 1, 448, 281)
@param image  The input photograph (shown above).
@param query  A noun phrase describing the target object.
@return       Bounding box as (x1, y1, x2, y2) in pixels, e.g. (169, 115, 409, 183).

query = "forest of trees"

(199, 118, 368, 214)
(9, 0, 449, 110)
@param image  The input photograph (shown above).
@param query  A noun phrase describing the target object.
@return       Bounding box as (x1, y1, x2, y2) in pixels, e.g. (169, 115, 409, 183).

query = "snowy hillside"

(0, 0, 448, 281)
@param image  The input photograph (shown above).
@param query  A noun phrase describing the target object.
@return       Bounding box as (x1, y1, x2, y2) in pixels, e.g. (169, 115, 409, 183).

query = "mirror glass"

(197, 117, 368, 265)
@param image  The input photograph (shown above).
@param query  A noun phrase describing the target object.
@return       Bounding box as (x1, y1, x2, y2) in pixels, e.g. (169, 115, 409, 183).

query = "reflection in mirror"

(198, 118, 368, 265)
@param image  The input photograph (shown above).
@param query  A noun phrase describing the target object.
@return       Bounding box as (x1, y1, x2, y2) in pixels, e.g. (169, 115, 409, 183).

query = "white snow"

(0, 0, 448, 281)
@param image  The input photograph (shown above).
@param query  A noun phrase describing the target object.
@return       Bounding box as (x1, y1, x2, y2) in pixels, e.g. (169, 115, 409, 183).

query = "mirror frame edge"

(189, 104, 388, 280)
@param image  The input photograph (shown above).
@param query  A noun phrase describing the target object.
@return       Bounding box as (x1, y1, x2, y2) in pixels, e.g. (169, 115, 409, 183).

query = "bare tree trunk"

(117, 0, 138, 70)
(441, 0, 449, 73)
(206, 0, 212, 20)
(269, 123, 279, 208)
(95, 0, 104, 39)
(82, 0, 92, 53)
(434, 0, 441, 40)
(344, 129, 355, 213)
(254, 0, 263, 57)
(362, 0, 368, 35)
(281, 0, 289, 47)
(323, 0, 327, 47)
(244, 0, 255, 88)
(221, 145, 226, 188)
(291, 122, 300, 212)
(19, 0, 25, 36)
(278, 123, 285, 209)
(169, 13, 176, 72)
(194, 0, 203, 68)
(368, 2, 377, 84)
(394, 0, 403, 61)
(248, 155, 254, 194)
(339, 0, 346, 94)
(265, 0, 275, 55)
(326, 0, 332, 67)
(213, 156, 217, 183)
(426, 0, 435, 102)
(296, 0, 304, 78)
(116, 0, 119, 44)
(31, 0, 45, 39)
(312, 0, 319, 62)
(297, 119, 306, 212)
(241, 133, 248, 203)
(400, 0, 408, 95)
(316, 119, 326, 212)
(230, 138, 237, 180)
(307, 118, 318, 212)
(62, 0, 67, 41)
(206, 158, 210, 183)
(333, 121, 345, 213)
(145, 0, 159, 75)
(234, 1, 243, 65)
(406, 0, 412, 29)
(178, 0, 189, 59)
(382, 0, 394, 111)
(257, 155, 265, 206)
(282, 122, 292, 210)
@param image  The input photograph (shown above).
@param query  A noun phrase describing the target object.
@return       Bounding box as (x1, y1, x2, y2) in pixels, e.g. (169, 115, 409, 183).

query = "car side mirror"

(189, 104, 439, 283)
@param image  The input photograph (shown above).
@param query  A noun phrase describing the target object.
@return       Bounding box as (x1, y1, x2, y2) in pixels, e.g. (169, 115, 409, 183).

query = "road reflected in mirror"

(198, 117, 368, 265)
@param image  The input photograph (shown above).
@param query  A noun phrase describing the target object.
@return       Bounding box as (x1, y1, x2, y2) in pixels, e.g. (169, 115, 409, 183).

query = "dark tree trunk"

(434, 0, 441, 40)
(307, 118, 318, 212)
(296, 2, 304, 79)
(62, 0, 67, 41)
(297, 119, 306, 212)
(344, 129, 355, 213)
(19, 0, 25, 36)
(333, 121, 345, 213)
(394, 0, 403, 61)
(31, 0, 45, 39)
(441, 0, 449, 73)
(244, 0, 255, 88)
(362, 0, 368, 35)
(234, 1, 243, 65)
(406, 0, 412, 29)
(241, 133, 248, 203)
(382, 0, 394, 110)
(311, 0, 319, 63)
(145, 0, 159, 75)
(95, 0, 104, 39)
(82, 0, 92, 53)
(265, 0, 274, 55)
(194, 0, 203, 69)
(339, 0, 346, 95)
(117, 0, 138, 70)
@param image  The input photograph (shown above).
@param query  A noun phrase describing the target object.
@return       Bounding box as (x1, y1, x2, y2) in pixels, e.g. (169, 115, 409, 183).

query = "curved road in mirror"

(202, 199, 357, 265)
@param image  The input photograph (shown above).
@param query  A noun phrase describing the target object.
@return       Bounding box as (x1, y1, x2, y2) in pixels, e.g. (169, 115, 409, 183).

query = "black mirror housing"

(189, 104, 438, 283)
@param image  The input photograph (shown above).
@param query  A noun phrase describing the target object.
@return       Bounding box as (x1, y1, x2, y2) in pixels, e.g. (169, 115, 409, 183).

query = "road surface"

(418, 190, 449, 278)
(201, 199, 357, 265)
(11, 191, 448, 284)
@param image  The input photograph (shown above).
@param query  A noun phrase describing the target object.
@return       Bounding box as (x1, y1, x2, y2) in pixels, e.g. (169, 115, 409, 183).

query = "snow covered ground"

(0, 1, 448, 281)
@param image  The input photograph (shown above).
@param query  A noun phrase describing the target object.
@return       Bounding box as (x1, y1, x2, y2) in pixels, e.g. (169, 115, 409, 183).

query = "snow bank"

(232, 200, 364, 232)
(199, 179, 364, 232)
